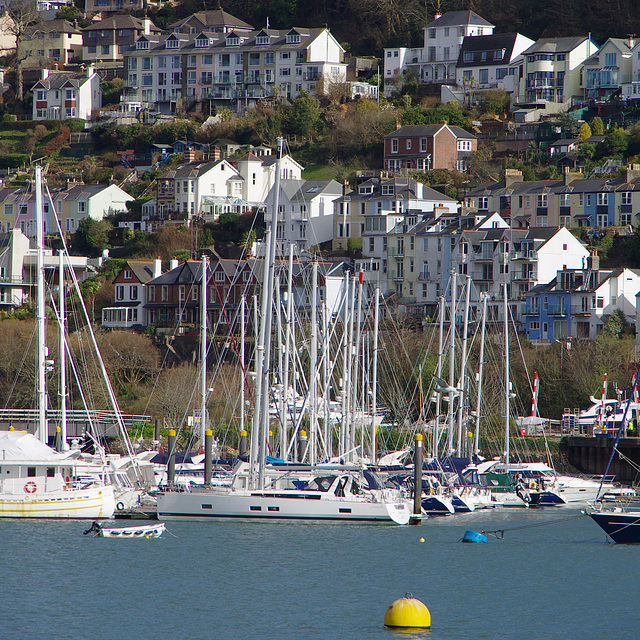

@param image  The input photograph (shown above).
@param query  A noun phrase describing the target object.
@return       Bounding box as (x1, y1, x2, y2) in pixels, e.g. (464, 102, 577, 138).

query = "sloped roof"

(384, 124, 476, 139)
(426, 11, 494, 29)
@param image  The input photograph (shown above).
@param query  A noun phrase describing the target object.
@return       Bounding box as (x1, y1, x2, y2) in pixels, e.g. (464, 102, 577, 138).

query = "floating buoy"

(419, 537, 425, 543)
(384, 594, 431, 629)
(462, 530, 488, 543)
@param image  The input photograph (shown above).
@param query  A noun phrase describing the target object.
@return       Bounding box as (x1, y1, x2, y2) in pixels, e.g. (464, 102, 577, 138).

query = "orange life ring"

(24, 481, 37, 493)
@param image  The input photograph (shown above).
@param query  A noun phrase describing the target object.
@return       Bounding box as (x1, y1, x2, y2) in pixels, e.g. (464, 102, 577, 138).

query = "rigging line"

(210, 272, 255, 405)
(597, 360, 640, 500)
(481, 512, 586, 537)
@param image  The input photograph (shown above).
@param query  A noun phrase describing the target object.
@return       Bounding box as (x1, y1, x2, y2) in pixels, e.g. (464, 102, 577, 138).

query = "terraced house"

(121, 21, 346, 115)
(465, 166, 640, 229)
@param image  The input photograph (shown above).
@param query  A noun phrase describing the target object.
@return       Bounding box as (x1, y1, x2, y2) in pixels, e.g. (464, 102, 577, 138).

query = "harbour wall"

(567, 436, 640, 483)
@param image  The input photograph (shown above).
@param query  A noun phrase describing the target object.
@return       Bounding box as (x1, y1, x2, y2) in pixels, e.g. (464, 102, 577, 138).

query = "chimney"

(504, 168, 523, 189)
(142, 17, 151, 34)
(395, 119, 401, 130)
(183, 149, 197, 162)
(41, 69, 49, 80)
(86, 65, 94, 79)
(563, 167, 582, 185)
(626, 163, 640, 182)
(629, 36, 635, 49)
(153, 257, 162, 278)
(170, 258, 179, 270)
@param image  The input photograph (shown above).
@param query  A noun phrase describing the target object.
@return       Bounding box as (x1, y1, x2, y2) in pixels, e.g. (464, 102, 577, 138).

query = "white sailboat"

(157, 139, 412, 524)
(0, 166, 116, 519)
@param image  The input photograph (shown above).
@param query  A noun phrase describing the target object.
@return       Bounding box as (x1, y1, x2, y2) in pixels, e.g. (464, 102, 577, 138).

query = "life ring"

(24, 481, 37, 494)
(116, 502, 125, 511)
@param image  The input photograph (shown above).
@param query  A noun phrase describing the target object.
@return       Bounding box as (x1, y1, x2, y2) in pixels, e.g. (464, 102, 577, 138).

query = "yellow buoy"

(384, 594, 431, 629)
(419, 537, 425, 543)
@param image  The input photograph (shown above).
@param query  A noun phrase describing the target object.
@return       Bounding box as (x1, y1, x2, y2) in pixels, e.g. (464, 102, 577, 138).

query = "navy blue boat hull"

(590, 511, 640, 543)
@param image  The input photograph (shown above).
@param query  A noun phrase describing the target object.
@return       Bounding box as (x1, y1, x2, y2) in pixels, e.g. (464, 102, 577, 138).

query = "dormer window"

(382, 185, 395, 196)
(256, 34, 269, 45)
(286, 31, 301, 44)
(166, 38, 179, 49)
(195, 36, 209, 48)
(136, 39, 149, 50)
(226, 34, 240, 46)
(359, 184, 374, 195)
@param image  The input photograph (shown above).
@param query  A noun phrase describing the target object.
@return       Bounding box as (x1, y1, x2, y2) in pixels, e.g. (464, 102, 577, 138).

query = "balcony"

(389, 271, 404, 282)
(523, 305, 540, 316)
(571, 305, 592, 316)
(547, 305, 567, 316)
(510, 250, 525, 260)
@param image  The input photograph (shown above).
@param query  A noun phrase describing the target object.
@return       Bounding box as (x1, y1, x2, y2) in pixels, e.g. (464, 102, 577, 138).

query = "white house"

(32, 67, 102, 121)
(265, 179, 342, 251)
(53, 184, 134, 234)
(383, 10, 494, 95)
(441, 32, 534, 104)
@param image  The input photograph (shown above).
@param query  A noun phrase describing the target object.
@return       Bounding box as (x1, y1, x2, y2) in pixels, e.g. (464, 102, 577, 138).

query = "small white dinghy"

(84, 521, 165, 538)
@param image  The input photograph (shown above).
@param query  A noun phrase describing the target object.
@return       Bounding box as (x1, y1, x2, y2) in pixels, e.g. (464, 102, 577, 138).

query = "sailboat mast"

(504, 282, 510, 464)
(58, 250, 68, 451)
(447, 270, 457, 454)
(309, 260, 318, 465)
(456, 274, 471, 457)
(474, 292, 488, 456)
(281, 244, 294, 459)
(257, 136, 283, 488)
(240, 294, 245, 437)
(339, 271, 349, 458)
(434, 295, 444, 458)
(35, 165, 48, 444)
(370, 286, 380, 464)
(200, 255, 208, 442)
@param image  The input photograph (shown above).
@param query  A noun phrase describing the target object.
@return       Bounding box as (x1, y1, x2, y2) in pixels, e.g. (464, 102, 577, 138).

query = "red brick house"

(383, 123, 477, 172)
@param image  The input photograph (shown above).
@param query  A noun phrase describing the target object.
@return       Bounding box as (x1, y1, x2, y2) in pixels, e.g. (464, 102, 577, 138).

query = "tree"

(579, 122, 592, 141)
(287, 91, 322, 139)
(74, 218, 113, 257)
(591, 117, 605, 136)
(5, 0, 42, 102)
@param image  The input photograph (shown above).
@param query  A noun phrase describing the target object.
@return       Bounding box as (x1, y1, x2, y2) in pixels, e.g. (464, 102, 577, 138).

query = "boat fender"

(116, 502, 125, 511)
(24, 481, 37, 494)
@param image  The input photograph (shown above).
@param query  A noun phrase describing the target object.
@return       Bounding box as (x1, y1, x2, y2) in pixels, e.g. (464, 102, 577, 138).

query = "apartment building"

(516, 36, 598, 110)
(121, 25, 346, 115)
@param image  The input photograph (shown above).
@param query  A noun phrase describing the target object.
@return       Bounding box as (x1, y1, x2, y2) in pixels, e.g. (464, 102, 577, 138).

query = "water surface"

(3, 508, 636, 640)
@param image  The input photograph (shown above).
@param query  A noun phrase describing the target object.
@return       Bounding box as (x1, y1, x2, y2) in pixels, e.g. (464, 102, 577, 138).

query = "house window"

(161, 285, 168, 301)
(597, 192, 608, 206)
(597, 214, 609, 227)
(391, 139, 398, 153)
(148, 286, 155, 302)
(116, 285, 124, 300)
(479, 68, 488, 84)
(478, 197, 488, 209)
(622, 191, 632, 205)
(130, 285, 138, 299)
(621, 213, 632, 226)
(537, 194, 548, 208)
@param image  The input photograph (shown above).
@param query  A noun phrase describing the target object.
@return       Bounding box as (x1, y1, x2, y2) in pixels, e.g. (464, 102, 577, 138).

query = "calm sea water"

(2, 507, 638, 640)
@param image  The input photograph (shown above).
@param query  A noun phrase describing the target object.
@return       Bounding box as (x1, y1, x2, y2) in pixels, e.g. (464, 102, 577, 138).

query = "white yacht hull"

(158, 489, 412, 524)
(0, 485, 116, 519)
